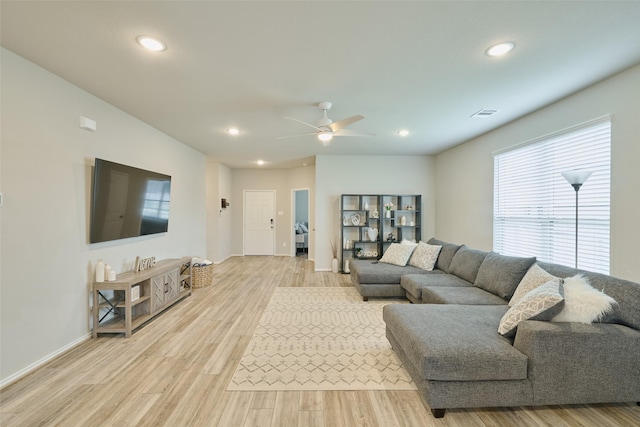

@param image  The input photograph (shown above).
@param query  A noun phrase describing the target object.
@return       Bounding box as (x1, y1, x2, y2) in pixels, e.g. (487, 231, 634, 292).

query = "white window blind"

(493, 118, 610, 274)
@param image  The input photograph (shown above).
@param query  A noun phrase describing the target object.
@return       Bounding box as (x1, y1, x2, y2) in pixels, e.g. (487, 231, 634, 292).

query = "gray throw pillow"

(448, 246, 489, 283)
(475, 252, 537, 300)
(427, 238, 461, 273)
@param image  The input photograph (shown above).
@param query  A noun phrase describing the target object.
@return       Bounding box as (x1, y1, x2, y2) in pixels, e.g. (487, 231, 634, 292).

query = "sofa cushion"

(408, 242, 441, 270)
(400, 272, 447, 300)
(350, 260, 427, 284)
(383, 304, 528, 381)
(379, 243, 416, 267)
(551, 275, 617, 324)
(509, 263, 559, 306)
(422, 286, 509, 305)
(498, 279, 565, 337)
(427, 238, 461, 273)
(448, 245, 489, 283)
(474, 252, 537, 300)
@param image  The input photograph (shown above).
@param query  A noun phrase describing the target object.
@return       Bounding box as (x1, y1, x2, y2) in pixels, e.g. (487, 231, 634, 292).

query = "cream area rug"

(227, 287, 416, 391)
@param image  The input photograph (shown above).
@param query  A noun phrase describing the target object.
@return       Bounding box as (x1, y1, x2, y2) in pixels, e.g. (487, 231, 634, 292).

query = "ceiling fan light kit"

(280, 101, 373, 144)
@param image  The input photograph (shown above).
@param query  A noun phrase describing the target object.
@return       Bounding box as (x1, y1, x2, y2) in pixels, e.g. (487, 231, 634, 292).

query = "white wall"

(230, 166, 316, 258)
(435, 64, 640, 282)
(206, 160, 232, 263)
(315, 155, 436, 271)
(0, 49, 207, 385)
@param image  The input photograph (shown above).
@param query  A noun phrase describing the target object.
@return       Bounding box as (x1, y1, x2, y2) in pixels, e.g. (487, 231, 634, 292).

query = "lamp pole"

(562, 170, 593, 269)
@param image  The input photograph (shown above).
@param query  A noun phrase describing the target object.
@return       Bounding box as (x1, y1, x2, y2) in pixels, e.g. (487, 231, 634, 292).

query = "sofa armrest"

(513, 320, 640, 405)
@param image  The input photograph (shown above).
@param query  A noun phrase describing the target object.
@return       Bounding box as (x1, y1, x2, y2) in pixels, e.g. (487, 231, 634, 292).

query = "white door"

(244, 190, 275, 255)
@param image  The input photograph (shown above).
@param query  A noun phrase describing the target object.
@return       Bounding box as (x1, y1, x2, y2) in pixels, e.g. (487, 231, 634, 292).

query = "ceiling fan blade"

(276, 132, 317, 140)
(284, 116, 324, 132)
(329, 115, 364, 132)
(334, 128, 375, 137)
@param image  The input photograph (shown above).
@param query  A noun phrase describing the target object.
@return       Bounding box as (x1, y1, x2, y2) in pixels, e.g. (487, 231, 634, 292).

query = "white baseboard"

(0, 333, 91, 390)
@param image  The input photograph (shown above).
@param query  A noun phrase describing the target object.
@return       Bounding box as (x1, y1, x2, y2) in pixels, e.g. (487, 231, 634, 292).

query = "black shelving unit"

(340, 194, 421, 273)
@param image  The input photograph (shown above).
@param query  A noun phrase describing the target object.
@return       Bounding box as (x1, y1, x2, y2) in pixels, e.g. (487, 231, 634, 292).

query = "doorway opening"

(292, 188, 309, 258)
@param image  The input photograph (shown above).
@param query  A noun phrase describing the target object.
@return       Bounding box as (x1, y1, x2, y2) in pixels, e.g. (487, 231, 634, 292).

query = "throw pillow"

(379, 243, 417, 267)
(427, 238, 461, 273)
(299, 223, 308, 233)
(448, 246, 489, 283)
(551, 275, 617, 324)
(408, 242, 442, 270)
(474, 253, 537, 300)
(498, 279, 565, 338)
(509, 263, 558, 307)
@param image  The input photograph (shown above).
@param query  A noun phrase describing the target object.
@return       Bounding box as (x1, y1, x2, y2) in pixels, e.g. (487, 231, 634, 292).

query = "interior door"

(244, 190, 275, 255)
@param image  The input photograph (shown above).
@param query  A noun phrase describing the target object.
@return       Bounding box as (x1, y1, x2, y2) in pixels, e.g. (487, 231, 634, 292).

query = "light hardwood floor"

(1, 256, 638, 426)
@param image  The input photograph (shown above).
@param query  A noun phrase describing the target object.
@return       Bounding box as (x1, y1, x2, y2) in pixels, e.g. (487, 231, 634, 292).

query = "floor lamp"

(562, 170, 593, 268)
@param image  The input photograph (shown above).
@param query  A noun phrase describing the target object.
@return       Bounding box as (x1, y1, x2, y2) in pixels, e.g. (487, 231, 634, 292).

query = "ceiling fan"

(279, 102, 373, 146)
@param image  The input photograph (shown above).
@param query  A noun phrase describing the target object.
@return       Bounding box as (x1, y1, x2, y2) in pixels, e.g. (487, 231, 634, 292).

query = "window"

(493, 117, 610, 274)
(143, 179, 171, 220)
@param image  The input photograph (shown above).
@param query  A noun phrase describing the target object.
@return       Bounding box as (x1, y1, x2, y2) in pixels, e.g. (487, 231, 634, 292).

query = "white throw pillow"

(408, 242, 442, 271)
(509, 263, 558, 307)
(498, 279, 565, 337)
(551, 275, 617, 324)
(379, 243, 416, 267)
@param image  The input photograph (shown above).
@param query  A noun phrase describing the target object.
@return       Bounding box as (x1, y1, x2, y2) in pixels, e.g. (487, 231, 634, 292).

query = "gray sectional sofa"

(350, 238, 640, 417)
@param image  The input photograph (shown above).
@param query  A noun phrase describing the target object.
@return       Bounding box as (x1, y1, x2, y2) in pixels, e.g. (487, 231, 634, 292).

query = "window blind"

(493, 118, 610, 274)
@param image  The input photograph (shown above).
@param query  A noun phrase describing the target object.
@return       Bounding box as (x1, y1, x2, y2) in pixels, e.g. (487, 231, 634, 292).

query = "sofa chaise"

(351, 238, 640, 417)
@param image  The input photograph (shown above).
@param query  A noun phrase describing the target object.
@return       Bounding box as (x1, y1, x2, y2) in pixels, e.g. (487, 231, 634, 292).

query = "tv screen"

(90, 158, 171, 244)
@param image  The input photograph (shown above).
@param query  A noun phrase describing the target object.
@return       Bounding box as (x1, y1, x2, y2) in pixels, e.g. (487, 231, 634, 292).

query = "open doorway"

(292, 188, 309, 258)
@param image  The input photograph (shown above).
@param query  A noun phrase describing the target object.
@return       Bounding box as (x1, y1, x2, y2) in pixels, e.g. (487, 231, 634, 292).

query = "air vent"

(470, 109, 500, 118)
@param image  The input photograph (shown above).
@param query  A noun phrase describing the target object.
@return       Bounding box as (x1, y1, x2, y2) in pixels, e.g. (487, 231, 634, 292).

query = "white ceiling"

(2, 1, 640, 169)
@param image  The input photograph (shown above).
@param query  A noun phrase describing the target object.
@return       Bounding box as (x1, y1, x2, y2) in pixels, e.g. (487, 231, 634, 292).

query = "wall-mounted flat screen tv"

(90, 158, 171, 244)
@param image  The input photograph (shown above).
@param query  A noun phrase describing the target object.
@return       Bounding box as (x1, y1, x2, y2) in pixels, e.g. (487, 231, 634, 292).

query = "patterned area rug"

(227, 287, 416, 391)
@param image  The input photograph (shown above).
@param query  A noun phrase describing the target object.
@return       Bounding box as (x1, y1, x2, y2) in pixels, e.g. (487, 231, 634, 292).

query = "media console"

(92, 257, 192, 338)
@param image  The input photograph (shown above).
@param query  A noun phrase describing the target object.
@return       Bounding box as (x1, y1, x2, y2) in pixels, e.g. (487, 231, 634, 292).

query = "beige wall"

(315, 155, 436, 271)
(0, 49, 207, 385)
(435, 64, 640, 282)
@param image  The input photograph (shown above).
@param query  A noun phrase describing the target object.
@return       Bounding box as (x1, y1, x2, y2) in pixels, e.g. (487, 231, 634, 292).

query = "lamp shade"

(562, 170, 593, 186)
(317, 130, 333, 143)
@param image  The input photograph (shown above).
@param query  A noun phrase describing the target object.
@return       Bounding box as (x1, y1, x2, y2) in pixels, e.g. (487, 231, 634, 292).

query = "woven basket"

(192, 264, 213, 288)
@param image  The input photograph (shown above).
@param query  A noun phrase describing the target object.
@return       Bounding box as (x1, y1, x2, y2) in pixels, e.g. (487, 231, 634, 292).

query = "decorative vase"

(367, 227, 378, 242)
(331, 257, 339, 273)
(372, 209, 379, 218)
(344, 260, 350, 273)
(385, 210, 391, 218)
(400, 216, 407, 226)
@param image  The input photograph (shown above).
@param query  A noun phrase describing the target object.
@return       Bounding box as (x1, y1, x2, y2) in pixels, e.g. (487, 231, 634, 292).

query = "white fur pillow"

(509, 263, 558, 307)
(379, 243, 416, 267)
(551, 275, 617, 324)
(408, 242, 442, 270)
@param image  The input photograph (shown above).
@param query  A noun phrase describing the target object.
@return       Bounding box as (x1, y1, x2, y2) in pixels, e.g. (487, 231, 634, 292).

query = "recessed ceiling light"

(227, 128, 240, 135)
(257, 160, 265, 166)
(136, 36, 167, 52)
(397, 129, 410, 137)
(486, 42, 514, 57)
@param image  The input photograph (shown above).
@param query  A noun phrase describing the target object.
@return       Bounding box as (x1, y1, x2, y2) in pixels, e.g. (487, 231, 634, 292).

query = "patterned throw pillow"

(408, 242, 442, 270)
(498, 279, 565, 338)
(509, 263, 558, 307)
(379, 243, 417, 267)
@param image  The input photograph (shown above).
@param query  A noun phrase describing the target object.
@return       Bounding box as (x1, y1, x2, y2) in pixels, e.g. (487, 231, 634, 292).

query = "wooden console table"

(92, 257, 192, 338)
